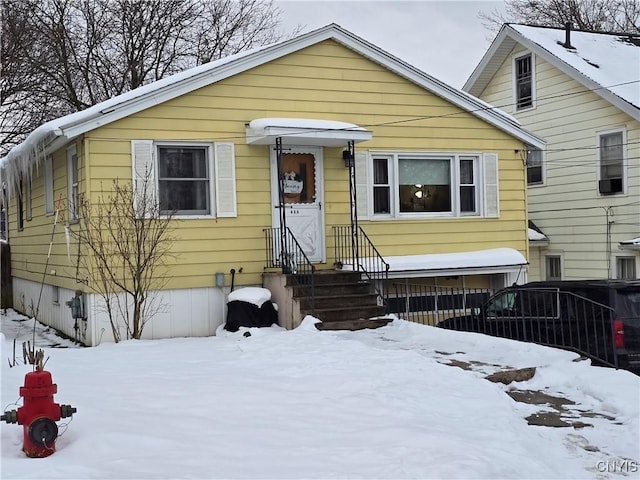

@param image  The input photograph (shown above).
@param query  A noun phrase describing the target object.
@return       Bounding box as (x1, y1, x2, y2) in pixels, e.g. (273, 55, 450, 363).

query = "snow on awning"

(343, 247, 528, 278)
(528, 228, 547, 242)
(619, 237, 640, 250)
(245, 118, 372, 147)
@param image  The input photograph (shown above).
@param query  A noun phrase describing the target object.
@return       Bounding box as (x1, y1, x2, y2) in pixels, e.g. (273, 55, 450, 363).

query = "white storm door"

(271, 146, 325, 263)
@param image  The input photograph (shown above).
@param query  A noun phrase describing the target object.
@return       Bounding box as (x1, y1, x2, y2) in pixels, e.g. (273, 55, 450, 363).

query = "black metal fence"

(390, 283, 493, 326)
(391, 283, 620, 369)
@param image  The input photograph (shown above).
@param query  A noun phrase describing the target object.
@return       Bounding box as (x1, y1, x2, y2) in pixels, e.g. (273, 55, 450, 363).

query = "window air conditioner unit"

(598, 178, 623, 194)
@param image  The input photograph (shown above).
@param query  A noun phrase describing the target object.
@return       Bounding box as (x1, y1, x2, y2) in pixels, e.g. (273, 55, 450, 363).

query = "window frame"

(368, 151, 484, 219)
(545, 254, 562, 281)
(513, 52, 535, 111)
(155, 142, 215, 218)
(616, 256, 637, 280)
(371, 155, 393, 217)
(525, 145, 544, 186)
(597, 128, 626, 196)
(17, 175, 24, 231)
(25, 170, 32, 221)
(0, 199, 7, 241)
(67, 144, 79, 223)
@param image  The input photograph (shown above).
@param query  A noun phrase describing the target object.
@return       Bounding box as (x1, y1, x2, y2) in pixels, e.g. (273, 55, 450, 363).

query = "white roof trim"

(1, 23, 544, 176)
(464, 25, 640, 121)
(246, 118, 372, 147)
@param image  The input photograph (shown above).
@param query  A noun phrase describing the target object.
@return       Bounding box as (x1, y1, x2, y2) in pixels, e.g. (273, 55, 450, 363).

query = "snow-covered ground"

(1, 308, 638, 479)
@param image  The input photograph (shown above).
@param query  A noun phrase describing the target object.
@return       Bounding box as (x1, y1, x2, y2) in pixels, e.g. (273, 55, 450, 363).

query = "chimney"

(563, 21, 573, 48)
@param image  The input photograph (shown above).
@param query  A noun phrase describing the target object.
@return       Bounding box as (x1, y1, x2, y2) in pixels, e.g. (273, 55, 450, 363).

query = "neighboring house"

(464, 23, 640, 281)
(0, 24, 543, 345)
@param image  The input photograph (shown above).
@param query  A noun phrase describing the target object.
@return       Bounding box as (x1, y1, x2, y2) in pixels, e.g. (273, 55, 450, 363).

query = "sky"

(2, 307, 639, 479)
(275, 0, 507, 88)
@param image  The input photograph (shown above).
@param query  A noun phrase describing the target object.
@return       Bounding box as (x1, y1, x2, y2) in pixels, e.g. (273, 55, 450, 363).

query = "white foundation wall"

(88, 287, 228, 346)
(12, 279, 228, 346)
(12, 278, 84, 342)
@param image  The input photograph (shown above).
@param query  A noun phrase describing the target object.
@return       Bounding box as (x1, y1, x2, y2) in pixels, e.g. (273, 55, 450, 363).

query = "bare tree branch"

(480, 0, 640, 34)
(1, 0, 297, 156)
(74, 177, 175, 340)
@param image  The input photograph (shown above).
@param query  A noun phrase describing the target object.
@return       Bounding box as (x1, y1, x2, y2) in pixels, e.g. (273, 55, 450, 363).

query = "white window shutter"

(215, 142, 237, 218)
(131, 140, 155, 218)
(483, 153, 499, 218)
(354, 150, 369, 220)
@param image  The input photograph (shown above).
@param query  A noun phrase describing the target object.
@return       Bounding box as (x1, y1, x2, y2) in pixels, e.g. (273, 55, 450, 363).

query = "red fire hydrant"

(1, 370, 77, 457)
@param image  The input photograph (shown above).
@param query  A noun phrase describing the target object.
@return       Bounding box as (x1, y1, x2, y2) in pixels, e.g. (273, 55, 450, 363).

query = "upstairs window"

(526, 146, 543, 185)
(514, 53, 534, 110)
(598, 130, 624, 195)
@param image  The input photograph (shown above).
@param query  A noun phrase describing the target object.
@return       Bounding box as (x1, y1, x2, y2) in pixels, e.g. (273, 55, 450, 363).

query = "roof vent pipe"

(563, 21, 573, 48)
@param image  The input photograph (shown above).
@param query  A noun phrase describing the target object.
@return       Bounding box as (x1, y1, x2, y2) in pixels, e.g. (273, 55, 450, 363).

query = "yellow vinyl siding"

(9, 140, 86, 292)
(14, 39, 527, 291)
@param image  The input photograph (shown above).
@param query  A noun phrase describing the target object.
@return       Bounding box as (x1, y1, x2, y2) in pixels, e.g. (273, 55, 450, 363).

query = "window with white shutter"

(215, 142, 237, 218)
(364, 151, 498, 219)
(131, 140, 237, 219)
(355, 151, 369, 220)
(482, 153, 499, 218)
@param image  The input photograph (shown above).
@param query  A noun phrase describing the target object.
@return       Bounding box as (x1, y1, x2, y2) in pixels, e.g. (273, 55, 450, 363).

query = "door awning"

(245, 118, 372, 147)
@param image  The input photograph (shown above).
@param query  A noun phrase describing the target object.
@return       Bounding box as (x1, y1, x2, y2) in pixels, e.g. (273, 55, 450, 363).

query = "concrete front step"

(303, 304, 387, 322)
(315, 317, 393, 331)
(292, 282, 374, 297)
(286, 270, 362, 287)
(298, 292, 380, 310)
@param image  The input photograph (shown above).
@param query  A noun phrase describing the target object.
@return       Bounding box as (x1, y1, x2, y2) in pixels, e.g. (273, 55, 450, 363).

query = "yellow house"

(0, 24, 544, 345)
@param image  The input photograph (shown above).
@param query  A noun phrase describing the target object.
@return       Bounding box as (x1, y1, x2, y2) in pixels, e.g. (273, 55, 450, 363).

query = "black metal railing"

(264, 227, 316, 313)
(333, 225, 389, 308)
(393, 283, 620, 369)
(390, 283, 493, 326)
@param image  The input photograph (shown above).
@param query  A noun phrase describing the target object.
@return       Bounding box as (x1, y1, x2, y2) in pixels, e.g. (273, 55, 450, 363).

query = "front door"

(271, 146, 325, 263)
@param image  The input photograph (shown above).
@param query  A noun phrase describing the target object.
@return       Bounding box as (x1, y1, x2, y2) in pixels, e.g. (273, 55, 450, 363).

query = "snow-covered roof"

(619, 237, 640, 250)
(527, 220, 548, 243)
(464, 24, 640, 120)
(0, 23, 544, 194)
(528, 228, 547, 242)
(343, 247, 527, 278)
(245, 118, 372, 146)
